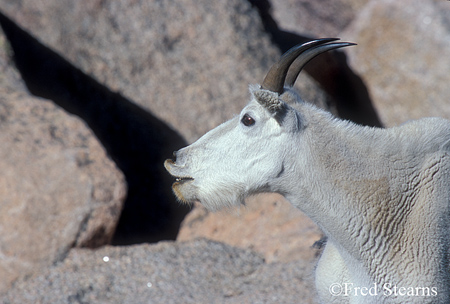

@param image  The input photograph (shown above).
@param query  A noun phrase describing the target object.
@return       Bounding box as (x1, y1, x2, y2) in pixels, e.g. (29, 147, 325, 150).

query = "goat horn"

(260, 38, 340, 94)
(285, 41, 356, 88)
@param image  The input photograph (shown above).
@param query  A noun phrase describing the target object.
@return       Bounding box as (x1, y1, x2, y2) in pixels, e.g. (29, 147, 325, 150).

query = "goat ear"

(274, 104, 302, 131)
(252, 89, 284, 114)
(252, 88, 300, 130)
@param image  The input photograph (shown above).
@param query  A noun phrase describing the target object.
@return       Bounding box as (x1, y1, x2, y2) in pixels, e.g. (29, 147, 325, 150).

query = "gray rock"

(342, 0, 450, 126)
(0, 0, 282, 143)
(3, 239, 318, 304)
(0, 27, 126, 294)
(270, 0, 368, 38)
(0, 0, 336, 244)
(249, 0, 382, 127)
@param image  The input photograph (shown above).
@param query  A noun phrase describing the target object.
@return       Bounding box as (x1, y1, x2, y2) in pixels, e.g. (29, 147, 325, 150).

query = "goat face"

(164, 87, 302, 210)
(164, 39, 355, 211)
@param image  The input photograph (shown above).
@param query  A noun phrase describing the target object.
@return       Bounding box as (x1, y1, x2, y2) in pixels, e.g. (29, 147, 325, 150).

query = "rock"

(0, 0, 281, 143)
(0, 0, 342, 143)
(0, 0, 336, 244)
(249, 0, 382, 127)
(0, 1, 399, 301)
(342, 0, 450, 126)
(0, 27, 126, 294)
(269, 0, 370, 38)
(178, 194, 323, 263)
(3, 239, 318, 304)
(0, 8, 191, 245)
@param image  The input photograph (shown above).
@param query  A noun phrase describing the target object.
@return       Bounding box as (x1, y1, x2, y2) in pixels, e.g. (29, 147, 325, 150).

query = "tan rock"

(178, 194, 323, 263)
(0, 28, 126, 293)
(342, 0, 450, 126)
(0, 0, 336, 249)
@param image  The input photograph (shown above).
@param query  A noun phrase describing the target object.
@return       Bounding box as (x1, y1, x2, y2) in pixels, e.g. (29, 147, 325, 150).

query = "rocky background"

(0, 0, 449, 303)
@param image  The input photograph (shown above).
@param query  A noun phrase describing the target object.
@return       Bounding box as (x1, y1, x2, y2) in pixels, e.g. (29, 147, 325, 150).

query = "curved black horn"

(260, 38, 339, 94)
(285, 41, 356, 88)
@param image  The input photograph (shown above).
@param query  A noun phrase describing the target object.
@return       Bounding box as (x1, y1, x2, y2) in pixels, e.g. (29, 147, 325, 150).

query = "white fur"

(165, 86, 450, 303)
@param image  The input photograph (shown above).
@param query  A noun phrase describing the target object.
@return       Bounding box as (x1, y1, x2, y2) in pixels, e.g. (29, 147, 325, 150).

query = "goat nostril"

(172, 151, 178, 161)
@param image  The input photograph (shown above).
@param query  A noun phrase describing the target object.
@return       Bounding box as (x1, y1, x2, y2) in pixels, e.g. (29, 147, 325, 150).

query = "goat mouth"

(173, 176, 194, 184)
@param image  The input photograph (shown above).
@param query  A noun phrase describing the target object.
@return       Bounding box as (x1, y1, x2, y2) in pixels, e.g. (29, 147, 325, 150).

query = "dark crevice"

(249, 0, 383, 127)
(0, 11, 191, 246)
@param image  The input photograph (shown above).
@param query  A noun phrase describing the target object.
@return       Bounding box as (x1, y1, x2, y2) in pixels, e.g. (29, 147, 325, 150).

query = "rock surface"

(0, 0, 279, 143)
(2, 0, 449, 303)
(0, 28, 126, 293)
(250, 0, 382, 128)
(0, 1, 332, 301)
(342, 0, 450, 126)
(270, 0, 370, 38)
(3, 239, 318, 304)
(0, 5, 191, 246)
(0, 0, 347, 143)
(0, 0, 337, 247)
(178, 194, 323, 263)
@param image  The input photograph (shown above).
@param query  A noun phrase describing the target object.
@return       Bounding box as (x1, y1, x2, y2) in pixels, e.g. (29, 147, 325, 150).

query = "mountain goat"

(164, 38, 450, 303)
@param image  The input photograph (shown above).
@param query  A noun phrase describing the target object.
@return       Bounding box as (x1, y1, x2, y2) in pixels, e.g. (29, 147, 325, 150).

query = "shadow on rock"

(0, 12, 191, 245)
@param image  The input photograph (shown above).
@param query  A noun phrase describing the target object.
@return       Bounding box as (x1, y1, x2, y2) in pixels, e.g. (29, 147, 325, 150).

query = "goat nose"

(172, 150, 181, 162)
(171, 149, 188, 166)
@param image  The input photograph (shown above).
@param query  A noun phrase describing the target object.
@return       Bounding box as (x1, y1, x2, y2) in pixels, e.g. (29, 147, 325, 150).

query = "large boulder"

(0, 0, 334, 246)
(342, 0, 450, 126)
(3, 239, 318, 304)
(0, 6, 192, 245)
(0, 0, 281, 143)
(0, 28, 126, 294)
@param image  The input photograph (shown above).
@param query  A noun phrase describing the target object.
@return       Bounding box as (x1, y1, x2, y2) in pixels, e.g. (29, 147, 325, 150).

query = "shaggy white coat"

(165, 86, 450, 303)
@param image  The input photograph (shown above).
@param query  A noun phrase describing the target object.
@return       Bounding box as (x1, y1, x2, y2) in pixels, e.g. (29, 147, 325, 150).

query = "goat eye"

(241, 113, 255, 127)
